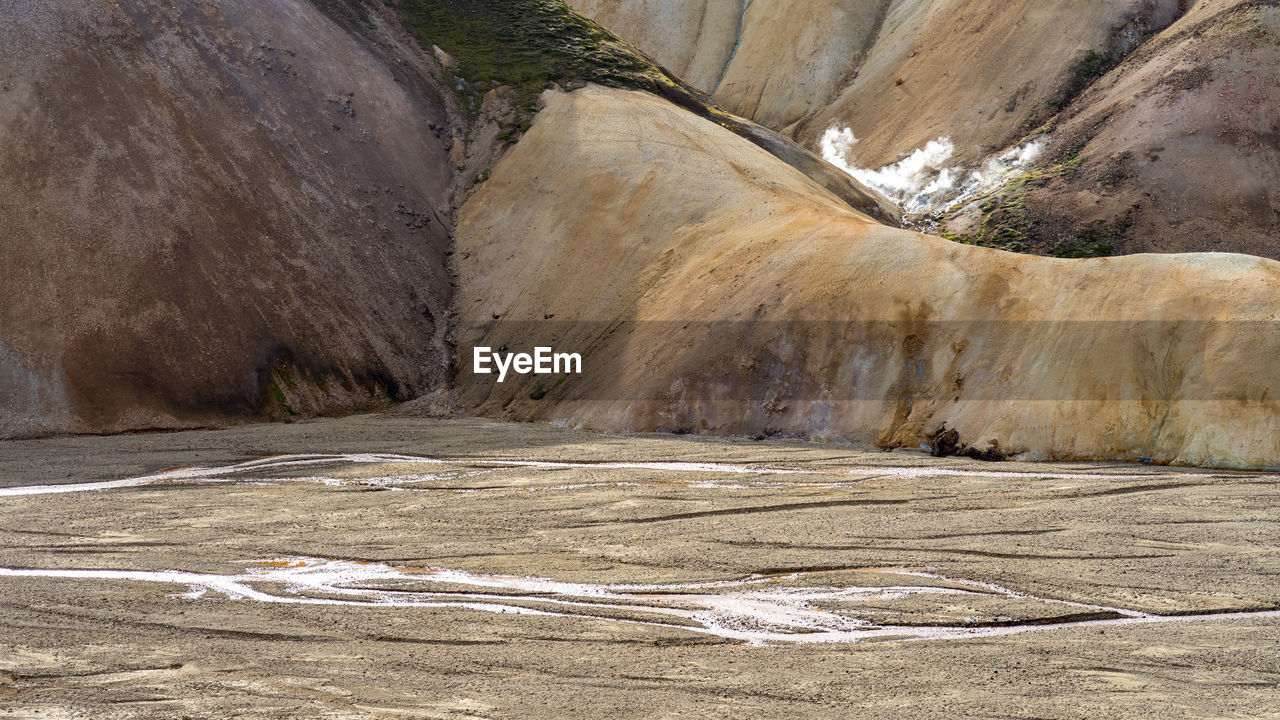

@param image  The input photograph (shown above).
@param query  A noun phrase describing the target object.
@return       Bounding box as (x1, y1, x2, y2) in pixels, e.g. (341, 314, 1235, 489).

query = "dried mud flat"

(0, 417, 1277, 719)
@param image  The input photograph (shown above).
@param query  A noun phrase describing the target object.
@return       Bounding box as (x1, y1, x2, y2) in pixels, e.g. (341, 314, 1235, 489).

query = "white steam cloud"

(820, 127, 1045, 216)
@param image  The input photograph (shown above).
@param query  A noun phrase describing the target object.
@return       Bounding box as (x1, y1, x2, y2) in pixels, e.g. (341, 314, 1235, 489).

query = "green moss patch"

(1051, 50, 1116, 111)
(941, 153, 1130, 258)
(385, 0, 759, 143)
(1048, 219, 1126, 258)
(392, 0, 667, 110)
(940, 155, 1086, 254)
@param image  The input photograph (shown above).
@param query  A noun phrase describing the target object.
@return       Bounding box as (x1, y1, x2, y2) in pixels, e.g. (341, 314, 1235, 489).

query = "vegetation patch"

(940, 155, 1085, 253)
(1048, 218, 1127, 258)
(1022, 50, 1114, 131)
(1063, 50, 1114, 105)
(365, 0, 892, 222)
(263, 368, 299, 419)
(941, 153, 1130, 259)
(391, 0, 667, 112)
(385, 0, 760, 146)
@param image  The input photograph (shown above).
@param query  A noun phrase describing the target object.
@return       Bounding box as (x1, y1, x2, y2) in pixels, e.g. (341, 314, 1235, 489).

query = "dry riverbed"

(0, 416, 1277, 718)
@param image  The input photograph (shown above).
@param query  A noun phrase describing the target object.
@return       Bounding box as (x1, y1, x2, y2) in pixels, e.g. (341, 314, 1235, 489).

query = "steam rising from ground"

(820, 127, 1044, 216)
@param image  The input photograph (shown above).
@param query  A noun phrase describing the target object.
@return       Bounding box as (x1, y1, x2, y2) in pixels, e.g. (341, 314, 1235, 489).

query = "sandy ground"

(0, 415, 1277, 718)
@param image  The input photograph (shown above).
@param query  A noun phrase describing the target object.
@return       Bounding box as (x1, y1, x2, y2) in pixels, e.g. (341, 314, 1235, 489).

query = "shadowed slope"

(0, 0, 456, 436)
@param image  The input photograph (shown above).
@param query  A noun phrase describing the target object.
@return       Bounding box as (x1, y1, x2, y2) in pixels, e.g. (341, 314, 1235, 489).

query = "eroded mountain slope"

(0, 0, 458, 437)
(568, 0, 1280, 262)
(570, 0, 886, 131)
(568, 0, 1184, 166)
(797, 0, 1186, 167)
(944, 0, 1280, 258)
(457, 85, 1280, 468)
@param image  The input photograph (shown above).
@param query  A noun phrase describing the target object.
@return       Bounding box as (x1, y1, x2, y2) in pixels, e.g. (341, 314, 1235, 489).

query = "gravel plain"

(1, 416, 1277, 718)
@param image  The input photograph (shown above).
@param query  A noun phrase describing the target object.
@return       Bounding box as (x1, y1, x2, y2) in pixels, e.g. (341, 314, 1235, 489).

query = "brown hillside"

(0, 0, 458, 436)
(946, 0, 1280, 257)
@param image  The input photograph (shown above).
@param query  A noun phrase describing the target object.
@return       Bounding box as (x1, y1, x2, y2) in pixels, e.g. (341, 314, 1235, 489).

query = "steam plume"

(820, 127, 1044, 216)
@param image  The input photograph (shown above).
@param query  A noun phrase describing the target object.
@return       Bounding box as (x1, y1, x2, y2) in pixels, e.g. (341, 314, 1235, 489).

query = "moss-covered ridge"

(395, 0, 656, 106)
(385, 0, 900, 225)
